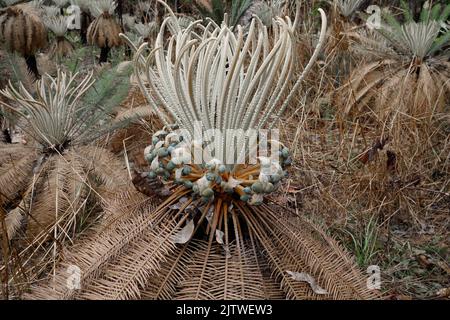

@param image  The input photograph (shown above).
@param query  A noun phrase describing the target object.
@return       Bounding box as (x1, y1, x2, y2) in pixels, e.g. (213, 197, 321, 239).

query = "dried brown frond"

(0, 144, 132, 292)
(172, 239, 285, 300)
(48, 37, 74, 59)
(0, 143, 35, 202)
(0, 4, 47, 57)
(27, 184, 376, 300)
(87, 13, 122, 49)
(76, 145, 129, 192)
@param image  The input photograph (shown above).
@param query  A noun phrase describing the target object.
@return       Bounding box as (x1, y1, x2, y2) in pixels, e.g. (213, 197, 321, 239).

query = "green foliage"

(397, 0, 450, 23)
(342, 215, 380, 268)
(192, 0, 253, 28)
(400, 0, 413, 22)
(81, 64, 132, 113)
(230, 0, 252, 27)
(79, 63, 134, 142)
(62, 47, 90, 73)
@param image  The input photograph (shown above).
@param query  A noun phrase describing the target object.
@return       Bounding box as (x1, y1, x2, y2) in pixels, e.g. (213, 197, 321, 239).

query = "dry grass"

(273, 4, 449, 297)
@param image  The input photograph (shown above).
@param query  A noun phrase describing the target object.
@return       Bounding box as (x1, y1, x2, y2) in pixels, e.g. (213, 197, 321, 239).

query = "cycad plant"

(134, 21, 158, 46)
(45, 15, 74, 59)
(71, 0, 93, 45)
(335, 0, 365, 19)
(342, 1, 450, 116)
(0, 69, 130, 288)
(324, 0, 367, 87)
(87, 0, 123, 63)
(0, 1, 47, 78)
(28, 3, 376, 300)
(193, 0, 253, 28)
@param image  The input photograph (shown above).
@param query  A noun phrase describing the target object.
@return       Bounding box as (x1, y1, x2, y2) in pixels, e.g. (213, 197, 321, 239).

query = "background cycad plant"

(342, 1, 450, 116)
(87, 0, 123, 63)
(377, 1, 450, 61)
(335, 0, 365, 18)
(0, 69, 130, 290)
(71, 0, 93, 45)
(28, 2, 376, 300)
(0, 1, 47, 78)
(45, 15, 74, 59)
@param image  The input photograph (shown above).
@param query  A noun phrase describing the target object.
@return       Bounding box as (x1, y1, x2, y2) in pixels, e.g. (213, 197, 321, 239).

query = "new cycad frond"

(0, 71, 95, 150)
(122, 0, 329, 207)
(45, 15, 68, 36)
(90, 0, 116, 18)
(127, 3, 327, 139)
(87, 0, 122, 63)
(42, 5, 60, 17)
(45, 15, 75, 58)
(335, 0, 365, 18)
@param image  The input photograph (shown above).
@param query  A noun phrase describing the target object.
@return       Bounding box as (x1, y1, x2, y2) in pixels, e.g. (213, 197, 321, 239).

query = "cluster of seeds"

(144, 128, 292, 205)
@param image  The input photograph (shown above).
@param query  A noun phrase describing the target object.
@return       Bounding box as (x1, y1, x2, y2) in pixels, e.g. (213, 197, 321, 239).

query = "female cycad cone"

(87, 0, 122, 63)
(0, 3, 47, 78)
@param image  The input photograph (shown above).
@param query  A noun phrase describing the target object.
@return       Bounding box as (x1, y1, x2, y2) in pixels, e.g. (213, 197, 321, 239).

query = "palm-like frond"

(0, 143, 35, 202)
(342, 3, 450, 115)
(373, 2, 450, 60)
(44, 15, 69, 36)
(0, 71, 95, 149)
(90, 0, 116, 18)
(335, 0, 365, 18)
(379, 20, 442, 59)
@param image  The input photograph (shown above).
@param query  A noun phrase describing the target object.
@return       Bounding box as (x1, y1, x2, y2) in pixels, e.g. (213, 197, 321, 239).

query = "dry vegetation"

(0, 0, 448, 300)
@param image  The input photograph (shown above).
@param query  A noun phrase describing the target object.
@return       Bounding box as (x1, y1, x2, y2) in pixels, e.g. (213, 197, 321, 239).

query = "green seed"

(251, 181, 264, 193)
(263, 182, 275, 193)
(145, 153, 153, 162)
(182, 166, 192, 176)
(158, 147, 168, 157)
(201, 188, 214, 198)
(271, 174, 281, 183)
(166, 161, 176, 171)
(240, 195, 250, 202)
(155, 168, 165, 176)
